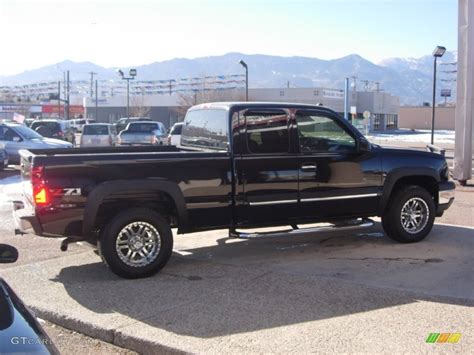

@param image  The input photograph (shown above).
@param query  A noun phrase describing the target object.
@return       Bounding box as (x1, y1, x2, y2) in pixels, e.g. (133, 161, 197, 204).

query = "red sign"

(42, 105, 84, 115)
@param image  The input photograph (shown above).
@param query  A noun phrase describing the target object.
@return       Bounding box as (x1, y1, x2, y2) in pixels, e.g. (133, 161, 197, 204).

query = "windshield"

(127, 123, 158, 133)
(31, 121, 61, 132)
(83, 125, 109, 135)
(170, 124, 183, 135)
(12, 125, 43, 140)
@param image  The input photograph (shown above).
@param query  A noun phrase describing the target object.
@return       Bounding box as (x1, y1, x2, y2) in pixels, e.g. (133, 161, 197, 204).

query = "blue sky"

(0, 0, 458, 76)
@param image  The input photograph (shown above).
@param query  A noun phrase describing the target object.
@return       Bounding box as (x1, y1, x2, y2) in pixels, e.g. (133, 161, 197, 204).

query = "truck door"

(293, 109, 381, 219)
(233, 108, 301, 226)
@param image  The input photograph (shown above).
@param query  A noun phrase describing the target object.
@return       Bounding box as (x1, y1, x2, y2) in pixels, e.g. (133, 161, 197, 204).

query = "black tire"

(99, 208, 173, 278)
(382, 185, 435, 243)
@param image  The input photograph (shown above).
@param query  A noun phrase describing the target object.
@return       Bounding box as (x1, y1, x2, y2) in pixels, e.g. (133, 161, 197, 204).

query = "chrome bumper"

(437, 181, 455, 215)
(12, 199, 43, 236)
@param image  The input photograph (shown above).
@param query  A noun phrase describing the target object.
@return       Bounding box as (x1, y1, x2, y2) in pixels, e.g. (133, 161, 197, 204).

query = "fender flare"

(379, 168, 440, 214)
(82, 179, 189, 236)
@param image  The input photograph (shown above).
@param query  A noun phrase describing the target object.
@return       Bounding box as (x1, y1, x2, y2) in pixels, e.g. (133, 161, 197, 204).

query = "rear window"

(181, 109, 229, 151)
(170, 124, 183, 135)
(83, 125, 109, 135)
(127, 122, 158, 133)
(31, 121, 60, 132)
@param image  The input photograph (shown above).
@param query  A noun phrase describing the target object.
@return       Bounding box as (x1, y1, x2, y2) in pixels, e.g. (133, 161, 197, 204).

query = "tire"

(99, 208, 173, 278)
(382, 185, 435, 243)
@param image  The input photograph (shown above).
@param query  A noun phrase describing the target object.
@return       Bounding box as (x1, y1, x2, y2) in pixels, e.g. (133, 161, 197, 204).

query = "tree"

(172, 88, 245, 119)
(129, 90, 151, 117)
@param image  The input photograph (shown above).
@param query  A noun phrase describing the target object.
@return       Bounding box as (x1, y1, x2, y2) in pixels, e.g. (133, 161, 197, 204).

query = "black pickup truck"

(13, 102, 455, 278)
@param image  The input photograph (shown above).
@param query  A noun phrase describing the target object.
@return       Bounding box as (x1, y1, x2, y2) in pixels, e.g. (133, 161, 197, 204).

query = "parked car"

(13, 102, 454, 279)
(117, 121, 167, 146)
(0, 244, 58, 354)
(71, 118, 96, 133)
(30, 119, 76, 145)
(0, 122, 73, 164)
(24, 118, 35, 128)
(0, 146, 8, 170)
(115, 117, 152, 133)
(167, 122, 183, 146)
(80, 123, 117, 147)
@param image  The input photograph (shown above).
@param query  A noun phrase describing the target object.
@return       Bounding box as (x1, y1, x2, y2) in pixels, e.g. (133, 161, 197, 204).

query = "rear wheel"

(382, 185, 435, 243)
(99, 208, 173, 278)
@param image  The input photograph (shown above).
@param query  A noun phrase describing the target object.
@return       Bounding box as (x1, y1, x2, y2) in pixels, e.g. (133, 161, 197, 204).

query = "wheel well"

(94, 190, 179, 233)
(388, 176, 439, 209)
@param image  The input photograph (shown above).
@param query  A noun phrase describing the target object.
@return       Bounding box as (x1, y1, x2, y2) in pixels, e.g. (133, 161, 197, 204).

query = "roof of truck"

(188, 101, 332, 112)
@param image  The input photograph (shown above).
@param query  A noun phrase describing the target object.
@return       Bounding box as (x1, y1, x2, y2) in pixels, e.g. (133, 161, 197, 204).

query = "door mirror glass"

(0, 244, 19, 264)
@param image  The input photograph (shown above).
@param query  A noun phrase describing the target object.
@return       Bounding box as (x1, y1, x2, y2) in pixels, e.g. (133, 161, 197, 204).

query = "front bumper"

(437, 181, 455, 216)
(12, 199, 43, 236)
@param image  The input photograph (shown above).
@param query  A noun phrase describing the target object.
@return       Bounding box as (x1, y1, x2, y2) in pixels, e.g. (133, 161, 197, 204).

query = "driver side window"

(0, 127, 20, 142)
(295, 110, 355, 153)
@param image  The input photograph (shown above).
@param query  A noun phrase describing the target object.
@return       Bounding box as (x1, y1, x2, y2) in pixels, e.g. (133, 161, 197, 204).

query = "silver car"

(80, 123, 117, 147)
(0, 122, 73, 164)
(0, 145, 8, 170)
(117, 121, 167, 146)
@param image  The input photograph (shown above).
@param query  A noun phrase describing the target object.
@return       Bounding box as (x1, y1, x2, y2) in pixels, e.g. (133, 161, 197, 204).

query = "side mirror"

(12, 136, 22, 142)
(0, 244, 19, 264)
(358, 138, 371, 153)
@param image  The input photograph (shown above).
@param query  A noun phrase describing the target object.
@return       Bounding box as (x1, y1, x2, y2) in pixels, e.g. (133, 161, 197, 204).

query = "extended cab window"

(295, 110, 355, 153)
(245, 110, 289, 154)
(181, 109, 229, 151)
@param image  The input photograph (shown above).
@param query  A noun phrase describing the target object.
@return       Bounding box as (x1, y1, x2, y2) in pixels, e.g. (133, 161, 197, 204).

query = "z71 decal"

(63, 188, 82, 196)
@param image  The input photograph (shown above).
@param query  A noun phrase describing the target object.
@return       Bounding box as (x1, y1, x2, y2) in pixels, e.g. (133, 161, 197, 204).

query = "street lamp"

(431, 45, 446, 144)
(117, 68, 137, 117)
(239, 59, 248, 101)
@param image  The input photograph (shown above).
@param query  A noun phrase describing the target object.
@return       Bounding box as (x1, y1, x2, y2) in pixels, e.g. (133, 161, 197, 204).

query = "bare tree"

(172, 88, 245, 119)
(129, 91, 151, 117)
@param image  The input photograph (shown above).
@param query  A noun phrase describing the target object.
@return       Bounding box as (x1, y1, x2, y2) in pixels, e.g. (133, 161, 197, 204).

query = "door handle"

(301, 164, 317, 172)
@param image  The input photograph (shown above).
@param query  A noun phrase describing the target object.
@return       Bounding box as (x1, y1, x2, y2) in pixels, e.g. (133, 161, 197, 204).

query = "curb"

(31, 305, 186, 354)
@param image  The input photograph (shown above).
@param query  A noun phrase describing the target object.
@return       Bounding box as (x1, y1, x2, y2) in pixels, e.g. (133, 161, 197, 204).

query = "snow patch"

(367, 129, 455, 144)
(0, 175, 23, 205)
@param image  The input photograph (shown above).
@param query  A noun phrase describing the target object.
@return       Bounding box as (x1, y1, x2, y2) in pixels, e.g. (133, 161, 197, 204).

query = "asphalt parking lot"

(0, 167, 473, 353)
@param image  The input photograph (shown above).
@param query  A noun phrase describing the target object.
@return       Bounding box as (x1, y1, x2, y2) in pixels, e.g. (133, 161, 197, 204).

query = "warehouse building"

(82, 87, 400, 131)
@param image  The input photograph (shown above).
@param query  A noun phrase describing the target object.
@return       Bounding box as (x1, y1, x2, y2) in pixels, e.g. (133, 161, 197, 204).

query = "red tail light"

(31, 166, 49, 206)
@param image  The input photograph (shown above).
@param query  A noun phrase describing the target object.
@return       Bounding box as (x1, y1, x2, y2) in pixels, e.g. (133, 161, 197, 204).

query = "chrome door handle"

(301, 164, 317, 172)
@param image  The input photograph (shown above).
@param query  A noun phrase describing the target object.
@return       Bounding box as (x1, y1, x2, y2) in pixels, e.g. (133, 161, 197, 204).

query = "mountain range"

(0, 51, 458, 105)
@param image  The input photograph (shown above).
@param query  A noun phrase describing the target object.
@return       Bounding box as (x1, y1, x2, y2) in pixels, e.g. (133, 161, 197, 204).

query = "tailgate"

(19, 149, 34, 204)
(121, 133, 153, 144)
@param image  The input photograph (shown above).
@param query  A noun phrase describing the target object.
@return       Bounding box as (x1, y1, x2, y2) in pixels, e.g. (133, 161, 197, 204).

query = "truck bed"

(22, 145, 180, 157)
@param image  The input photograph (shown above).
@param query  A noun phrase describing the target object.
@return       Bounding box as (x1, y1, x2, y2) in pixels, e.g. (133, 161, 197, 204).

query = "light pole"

(239, 59, 248, 101)
(431, 46, 446, 144)
(117, 68, 137, 117)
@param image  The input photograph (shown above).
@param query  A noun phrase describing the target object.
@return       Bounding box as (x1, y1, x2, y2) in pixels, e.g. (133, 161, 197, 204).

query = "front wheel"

(99, 208, 173, 278)
(382, 185, 435, 243)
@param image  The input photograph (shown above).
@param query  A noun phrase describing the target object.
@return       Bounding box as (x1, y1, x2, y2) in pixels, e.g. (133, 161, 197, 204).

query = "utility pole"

(351, 76, 357, 91)
(57, 81, 61, 117)
(374, 82, 380, 92)
(89, 72, 97, 98)
(361, 79, 370, 92)
(66, 70, 70, 120)
(95, 80, 98, 120)
(344, 77, 350, 120)
(287, 80, 290, 88)
(169, 79, 173, 95)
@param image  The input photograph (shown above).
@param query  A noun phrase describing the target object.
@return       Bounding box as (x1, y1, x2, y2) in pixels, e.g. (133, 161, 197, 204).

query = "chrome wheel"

(400, 197, 429, 234)
(115, 221, 161, 267)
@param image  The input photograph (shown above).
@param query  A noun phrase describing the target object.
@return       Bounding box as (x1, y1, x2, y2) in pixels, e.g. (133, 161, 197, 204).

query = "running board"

(229, 219, 374, 239)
